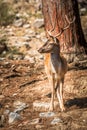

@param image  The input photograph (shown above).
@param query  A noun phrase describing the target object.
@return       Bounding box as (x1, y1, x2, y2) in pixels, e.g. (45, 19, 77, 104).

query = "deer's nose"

(38, 48, 43, 53)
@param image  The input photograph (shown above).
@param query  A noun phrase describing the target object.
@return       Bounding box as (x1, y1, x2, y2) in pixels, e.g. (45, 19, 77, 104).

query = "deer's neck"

(51, 53, 61, 61)
(50, 53, 61, 73)
(51, 52, 61, 66)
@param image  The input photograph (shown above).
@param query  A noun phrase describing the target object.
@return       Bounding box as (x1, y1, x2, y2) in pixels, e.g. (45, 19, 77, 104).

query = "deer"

(38, 15, 75, 111)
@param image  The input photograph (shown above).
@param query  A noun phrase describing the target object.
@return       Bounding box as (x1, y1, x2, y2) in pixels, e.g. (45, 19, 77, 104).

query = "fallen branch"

(68, 59, 87, 71)
(19, 79, 41, 88)
(4, 73, 21, 79)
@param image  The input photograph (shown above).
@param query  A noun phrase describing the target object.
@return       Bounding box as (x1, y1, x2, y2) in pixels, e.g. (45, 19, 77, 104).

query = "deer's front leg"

(60, 81, 65, 111)
(56, 82, 62, 110)
(49, 73, 55, 111)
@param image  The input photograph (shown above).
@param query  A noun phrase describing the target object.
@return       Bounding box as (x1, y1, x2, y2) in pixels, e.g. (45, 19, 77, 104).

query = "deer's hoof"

(61, 107, 66, 112)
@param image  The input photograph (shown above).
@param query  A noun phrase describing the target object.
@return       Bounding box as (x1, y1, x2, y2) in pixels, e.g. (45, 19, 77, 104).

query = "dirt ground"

(0, 1, 87, 129)
(0, 59, 87, 130)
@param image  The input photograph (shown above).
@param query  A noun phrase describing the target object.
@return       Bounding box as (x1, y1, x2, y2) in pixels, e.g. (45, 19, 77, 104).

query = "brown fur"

(38, 41, 67, 111)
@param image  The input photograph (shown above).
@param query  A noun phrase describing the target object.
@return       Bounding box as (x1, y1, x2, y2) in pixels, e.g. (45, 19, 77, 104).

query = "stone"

(13, 19, 24, 27)
(35, 2, 42, 12)
(23, 36, 31, 42)
(19, 44, 31, 54)
(51, 118, 62, 125)
(0, 43, 8, 54)
(9, 112, 21, 124)
(36, 34, 41, 39)
(12, 93, 18, 96)
(80, 8, 87, 15)
(33, 101, 58, 111)
(29, 118, 40, 125)
(33, 18, 44, 28)
(23, 24, 31, 28)
(15, 13, 22, 19)
(13, 101, 28, 113)
(0, 58, 5, 61)
(35, 124, 44, 129)
(39, 112, 55, 118)
(0, 115, 5, 127)
(0, 95, 5, 100)
(12, 55, 24, 60)
(4, 109, 10, 115)
(25, 56, 36, 64)
(41, 37, 48, 43)
(33, 102, 49, 111)
(25, 29, 36, 38)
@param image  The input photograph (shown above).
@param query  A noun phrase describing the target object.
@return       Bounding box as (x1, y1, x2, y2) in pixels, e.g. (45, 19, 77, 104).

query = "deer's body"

(44, 53, 67, 81)
(38, 39, 67, 111)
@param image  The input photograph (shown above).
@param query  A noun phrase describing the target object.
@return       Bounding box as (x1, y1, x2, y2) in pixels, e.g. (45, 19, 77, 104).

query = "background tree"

(42, 0, 87, 64)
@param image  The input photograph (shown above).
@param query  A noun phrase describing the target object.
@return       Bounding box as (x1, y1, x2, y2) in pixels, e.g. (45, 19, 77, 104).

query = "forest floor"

(0, 59, 87, 130)
(0, 1, 87, 130)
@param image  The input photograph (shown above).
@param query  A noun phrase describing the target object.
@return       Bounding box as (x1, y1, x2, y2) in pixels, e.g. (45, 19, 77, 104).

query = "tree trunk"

(42, 0, 87, 64)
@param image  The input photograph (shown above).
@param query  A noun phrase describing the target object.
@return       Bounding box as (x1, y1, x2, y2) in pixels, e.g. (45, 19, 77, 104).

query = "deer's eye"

(48, 44, 53, 48)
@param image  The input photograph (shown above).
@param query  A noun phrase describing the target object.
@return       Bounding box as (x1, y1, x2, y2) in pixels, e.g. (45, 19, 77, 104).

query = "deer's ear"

(54, 38, 59, 45)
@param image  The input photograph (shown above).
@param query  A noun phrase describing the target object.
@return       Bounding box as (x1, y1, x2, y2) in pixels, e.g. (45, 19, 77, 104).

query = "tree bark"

(42, 0, 87, 63)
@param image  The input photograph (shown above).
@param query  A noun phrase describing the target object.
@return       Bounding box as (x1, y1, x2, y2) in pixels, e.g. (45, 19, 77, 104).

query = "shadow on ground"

(66, 97, 87, 108)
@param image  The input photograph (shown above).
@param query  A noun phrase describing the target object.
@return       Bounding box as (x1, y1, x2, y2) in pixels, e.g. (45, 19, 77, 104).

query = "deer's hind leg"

(56, 81, 62, 110)
(49, 73, 55, 111)
(56, 79, 65, 111)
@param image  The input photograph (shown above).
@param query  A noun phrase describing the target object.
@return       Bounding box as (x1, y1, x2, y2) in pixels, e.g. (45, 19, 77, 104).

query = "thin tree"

(42, 0, 87, 65)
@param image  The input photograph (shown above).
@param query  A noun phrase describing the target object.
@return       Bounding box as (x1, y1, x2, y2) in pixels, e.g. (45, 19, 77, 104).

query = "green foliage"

(0, 0, 15, 26)
(0, 36, 7, 45)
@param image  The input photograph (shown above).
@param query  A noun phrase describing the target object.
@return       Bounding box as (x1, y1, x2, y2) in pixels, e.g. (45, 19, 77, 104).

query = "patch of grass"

(28, 11, 43, 18)
(0, 0, 15, 26)
(0, 35, 8, 44)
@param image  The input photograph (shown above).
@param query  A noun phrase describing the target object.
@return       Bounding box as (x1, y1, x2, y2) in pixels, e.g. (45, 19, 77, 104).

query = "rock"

(78, 0, 87, 4)
(15, 41, 31, 48)
(29, 118, 40, 125)
(33, 102, 49, 111)
(0, 78, 3, 82)
(33, 18, 44, 28)
(9, 112, 21, 124)
(41, 37, 48, 43)
(33, 101, 58, 111)
(35, 0, 42, 12)
(35, 124, 44, 129)
(23, 24, 31, 28)
(24, 56, 36, 64)
(0, 58, 5, 61)
(13, 101, 28, 113)
(12, 93, 18, 96)
(19, 43, 31, 53)
(0, 115, 5, 127)
(0, 95, 5, 100)
(25, 30, 36, 38)
(24, 55, 30, 60)
(15, 13, 22, 19)
(11, 55, 24, 60)
(36, 34, 41, 39)
(39, 112, 55, 118)
(36, 55, 44, 60)
(0, 43, 8, 54)
(28, 50, 39, 57)
(80, 8, 87, 15)
(13, 19, 24, 27)
(4, 109, 10, 115)
(51, 118, 62, 125)
(23, 36, 31, 42)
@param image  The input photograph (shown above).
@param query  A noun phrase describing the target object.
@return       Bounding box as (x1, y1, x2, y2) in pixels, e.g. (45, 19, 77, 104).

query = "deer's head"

(38, 39, 60, 54)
